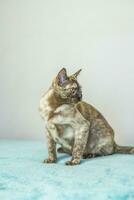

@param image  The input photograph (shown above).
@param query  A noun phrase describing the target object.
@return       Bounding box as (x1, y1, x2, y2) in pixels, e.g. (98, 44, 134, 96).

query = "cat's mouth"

(69, 91, 82, 100)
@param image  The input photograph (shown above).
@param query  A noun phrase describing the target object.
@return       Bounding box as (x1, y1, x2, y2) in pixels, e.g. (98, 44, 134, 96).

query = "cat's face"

(53, 68, 82, 101)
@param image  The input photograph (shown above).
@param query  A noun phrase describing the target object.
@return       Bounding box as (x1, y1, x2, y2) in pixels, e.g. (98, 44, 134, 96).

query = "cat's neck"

(47, 87, 80, 110)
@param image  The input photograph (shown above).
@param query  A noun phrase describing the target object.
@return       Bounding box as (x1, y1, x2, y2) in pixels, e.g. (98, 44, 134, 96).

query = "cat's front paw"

(43, 158, 57, 164)
(65, 159, 80, 166)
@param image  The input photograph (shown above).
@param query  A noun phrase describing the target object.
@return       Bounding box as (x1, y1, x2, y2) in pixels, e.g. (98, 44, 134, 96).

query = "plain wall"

(0, 0, 134, 145)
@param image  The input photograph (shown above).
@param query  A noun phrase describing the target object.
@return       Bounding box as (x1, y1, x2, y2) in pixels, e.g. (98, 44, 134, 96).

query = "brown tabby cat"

(39, 68, 134, 165)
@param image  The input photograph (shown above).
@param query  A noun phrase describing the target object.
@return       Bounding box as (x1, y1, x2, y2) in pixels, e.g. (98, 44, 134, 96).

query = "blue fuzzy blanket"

(0, 140, 134, 200)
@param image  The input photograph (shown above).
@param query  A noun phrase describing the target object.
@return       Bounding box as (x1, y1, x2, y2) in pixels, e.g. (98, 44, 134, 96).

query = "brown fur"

(39, 68, 134, 165)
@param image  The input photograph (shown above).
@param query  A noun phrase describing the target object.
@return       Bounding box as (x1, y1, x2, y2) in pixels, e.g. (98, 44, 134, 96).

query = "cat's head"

(53, 68, 82, 101)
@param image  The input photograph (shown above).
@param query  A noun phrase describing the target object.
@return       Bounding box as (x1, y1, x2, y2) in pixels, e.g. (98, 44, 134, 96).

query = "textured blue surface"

(0, 140, 134, 200)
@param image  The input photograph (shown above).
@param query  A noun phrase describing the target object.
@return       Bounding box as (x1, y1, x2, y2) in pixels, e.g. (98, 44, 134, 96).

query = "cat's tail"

(115, 144, 134, 154)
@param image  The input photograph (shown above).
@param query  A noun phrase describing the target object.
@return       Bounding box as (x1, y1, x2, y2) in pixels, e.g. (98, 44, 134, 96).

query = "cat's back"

(76, 101, 114, 134)
(76, 101, 106, 121)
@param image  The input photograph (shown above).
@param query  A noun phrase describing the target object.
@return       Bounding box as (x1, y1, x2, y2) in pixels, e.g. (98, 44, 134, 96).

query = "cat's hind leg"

(84, 138, 115, 159)
(83, 153, 101, 159)
(99, 144, 114, 156)
(57, 146, 72, 155)
(57, 147, 65, 153)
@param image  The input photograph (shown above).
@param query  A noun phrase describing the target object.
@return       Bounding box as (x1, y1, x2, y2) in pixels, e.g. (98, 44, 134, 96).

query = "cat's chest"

(39, 89, 75, 122)
(51, 125, 74, 145)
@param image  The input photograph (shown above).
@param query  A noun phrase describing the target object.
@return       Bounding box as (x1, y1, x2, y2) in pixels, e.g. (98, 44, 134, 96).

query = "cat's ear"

(57, 68, 68, 85)
(70, 69, 82, 79)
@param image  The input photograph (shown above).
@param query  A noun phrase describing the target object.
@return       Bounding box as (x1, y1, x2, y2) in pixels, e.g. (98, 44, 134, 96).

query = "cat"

(39, 68, 134, 165)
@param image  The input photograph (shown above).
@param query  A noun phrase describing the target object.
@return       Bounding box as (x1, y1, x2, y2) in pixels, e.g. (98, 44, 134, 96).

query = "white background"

(0, 0, 134, 145)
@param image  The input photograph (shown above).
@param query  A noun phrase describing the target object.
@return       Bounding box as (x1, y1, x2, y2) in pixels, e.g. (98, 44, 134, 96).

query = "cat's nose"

(72, 89, 75, 93)
(71, 89, 76, 94)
